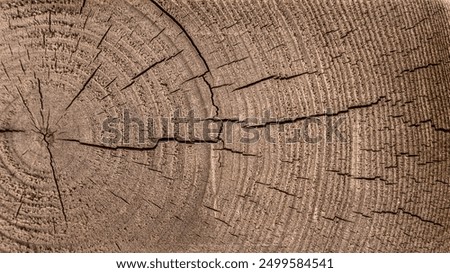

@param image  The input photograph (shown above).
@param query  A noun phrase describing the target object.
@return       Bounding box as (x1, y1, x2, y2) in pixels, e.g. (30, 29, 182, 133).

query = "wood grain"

(0, 0, 449, 252)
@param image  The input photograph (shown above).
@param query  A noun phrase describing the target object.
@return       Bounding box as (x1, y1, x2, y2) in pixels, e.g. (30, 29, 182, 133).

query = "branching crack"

(149, 0, 210, 72)
(149, 0, 218, 120)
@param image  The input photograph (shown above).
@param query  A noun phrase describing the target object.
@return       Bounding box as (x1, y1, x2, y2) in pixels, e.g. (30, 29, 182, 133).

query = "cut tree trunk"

(0, 0, 449, 252)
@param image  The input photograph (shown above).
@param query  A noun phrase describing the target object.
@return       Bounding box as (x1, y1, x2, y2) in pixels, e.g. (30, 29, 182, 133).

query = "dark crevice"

(108, 190, 129, 205)
(121, 51, 184, 92)
(277, 71, 318, 81)
(37, 78, 45, 127)
(65, 64, 102, 111)
(409, 118, 450, 134)
(82, 10, 90, 29)
(131, 161, 162, 173)
(14, 192, 24, 219)
(327, 170, 387, 182)
(148, 0, 219, 121)
(48, 10, 52, 33)
(326, 169, 391, 184)
(120, 81, 136, 91)
(214, 217, 232, 227)
(148, 28, 165, 45)
(268, 186, 299, 198)
(1, 61, 10, 79)
(0, 128, 25, 133)
(42, 135, 67, 222)
(132, 51, 183, 82)
(203, 205, 220, 212)
(15, 85, 39, 130)
(79, 0, 87, 14)
(340, 28, 356, 39)
(232, 71, 318, 92)
(19, 59, 25, 74)
(352, 176, 387, 181)
(56, 95, 386, 154)
(322, 216, 354, 223)
(58, 135, 220, 151)
(202, 75, 219, 117)
(58, 138, 158, 150)
(372, 209, 444, 228)
(180, 71, 207, 85)
(216, 56, 249, 69)
(431, 124, 450, 133)
(115, 242, 121, 251)
(247, 96, 387, 128)
(149, 0, 210, 72)
(399, 62, 441, 74)
(211, 83, 233, 89)
(352, 211, 372, 218)
(232, 75, 275, 92)
(144, 199, 162, 210)
(97, 25, 112, 48)
(104, 77, 116, 89)
(214, 146, 259, 157)
(400, 209, 445, 228)
(435, 179, 449, 185)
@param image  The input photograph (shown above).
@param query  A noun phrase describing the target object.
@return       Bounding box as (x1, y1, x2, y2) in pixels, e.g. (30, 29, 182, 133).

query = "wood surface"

(0, 0, 449, 252)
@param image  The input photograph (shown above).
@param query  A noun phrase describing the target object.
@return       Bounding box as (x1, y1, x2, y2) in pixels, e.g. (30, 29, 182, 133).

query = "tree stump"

(0, 0, 449, 252)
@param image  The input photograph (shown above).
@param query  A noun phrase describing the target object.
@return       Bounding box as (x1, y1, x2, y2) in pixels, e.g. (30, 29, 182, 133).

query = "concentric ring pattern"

(0, 0, 449, 252)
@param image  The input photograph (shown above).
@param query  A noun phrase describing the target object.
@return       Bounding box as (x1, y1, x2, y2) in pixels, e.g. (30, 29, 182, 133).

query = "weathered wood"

(0, 0, 449, 252)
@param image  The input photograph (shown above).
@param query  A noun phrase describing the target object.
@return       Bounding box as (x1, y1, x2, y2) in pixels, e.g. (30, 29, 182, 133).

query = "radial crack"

(43, 136, 67, 222)
(232, 71, 317, 92)
(97, 25, 112, 48)
(15, 85, 39, 130)
(0, 128, 25, 133)
(80, 0, 87, 14)
(247, 96, 387, 128)
(36, 78, 45, 126)
(232, 75, 275, 92)
(65, 64, 102, 111)
(131, 50, 183, 82)
(58, 135, 220, 151)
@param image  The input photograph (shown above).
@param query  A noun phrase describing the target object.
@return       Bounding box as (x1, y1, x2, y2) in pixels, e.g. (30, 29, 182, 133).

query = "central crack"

(40, 127, 67, 222)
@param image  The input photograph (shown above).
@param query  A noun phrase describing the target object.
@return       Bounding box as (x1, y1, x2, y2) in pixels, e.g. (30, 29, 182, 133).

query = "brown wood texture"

(0, 0, 449, 252)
